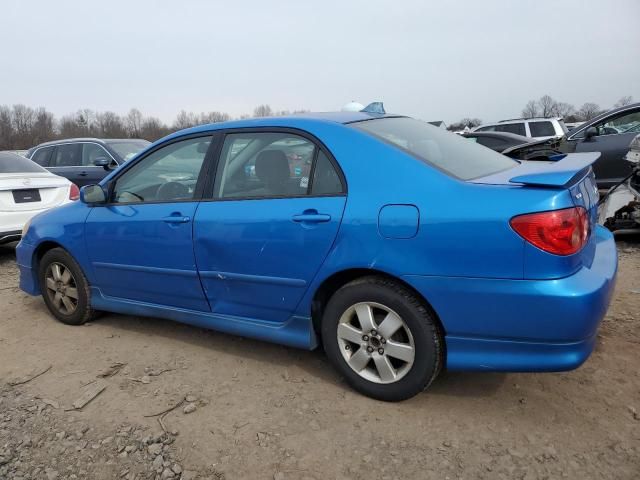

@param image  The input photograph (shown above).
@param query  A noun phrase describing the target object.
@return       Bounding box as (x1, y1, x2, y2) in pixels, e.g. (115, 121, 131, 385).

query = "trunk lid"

(0, 173, 70, 212)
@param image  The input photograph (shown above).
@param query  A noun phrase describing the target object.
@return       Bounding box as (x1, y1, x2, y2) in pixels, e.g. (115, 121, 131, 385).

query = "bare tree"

(538, 95, 558, 118)
(95, 111, 127, 138)
(552, 102, 575, 119)
(140, 117, 169, 141)
(32, 108, 55, 144)
(253, 104, 273, 117)
(126, 108, 144, 138)
(614, 96, 633, 108)
(173, 110, 199, 130)
(521, 100, 539, 118)
(577, 103, 601, 121)
(0, 106, 14, 149)
(199, 111, 230, 124)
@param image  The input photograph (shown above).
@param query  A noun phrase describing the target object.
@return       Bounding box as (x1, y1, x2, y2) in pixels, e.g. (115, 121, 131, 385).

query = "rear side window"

(31, 146, 54, 166)
(352, 117, 517, 180)
(312, 150, 344, 195)
(51, 143, 82, 167)
(529, 121, 555, 137)
(495, 123, 526, 136)
(476, 137, 507, 149)
(0, 152, 47, 173)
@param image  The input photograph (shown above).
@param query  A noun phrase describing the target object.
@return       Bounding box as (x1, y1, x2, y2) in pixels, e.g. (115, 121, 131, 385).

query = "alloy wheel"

(45, 262, 79, 315)
(337, 302, 415, 384)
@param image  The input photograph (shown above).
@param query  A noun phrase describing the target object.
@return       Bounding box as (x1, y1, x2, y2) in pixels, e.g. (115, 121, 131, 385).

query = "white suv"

(473, 117, 568, 141)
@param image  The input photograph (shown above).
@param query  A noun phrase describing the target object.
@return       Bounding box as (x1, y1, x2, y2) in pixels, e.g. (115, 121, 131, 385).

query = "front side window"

(214, 132, 343, 199)
(595, 110, 640, 136)
(83, 143, 113, 166)
(51, 143, 82, 167)
(352, 117, 516, 180)
(112, 136, 212, 203)
(495, 122, 526, 136)
(528, 121, 555, 137)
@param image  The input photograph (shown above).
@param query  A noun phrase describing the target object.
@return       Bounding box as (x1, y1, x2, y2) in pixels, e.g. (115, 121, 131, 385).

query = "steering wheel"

(156, 181, 189, 201)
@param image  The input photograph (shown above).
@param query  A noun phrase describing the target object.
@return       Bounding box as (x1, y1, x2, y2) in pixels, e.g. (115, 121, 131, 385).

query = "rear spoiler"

(470, 152, 601, 188)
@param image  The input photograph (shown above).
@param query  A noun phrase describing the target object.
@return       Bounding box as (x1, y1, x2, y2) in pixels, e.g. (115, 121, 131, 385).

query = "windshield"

(0, 152, 47, 173)
(106, 140, 151, 162)
(351, 117, 517, 180)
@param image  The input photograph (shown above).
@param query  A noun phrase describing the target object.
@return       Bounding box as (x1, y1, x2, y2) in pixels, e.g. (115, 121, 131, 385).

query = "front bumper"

(404, 225, 618, 372)
(16, 239, 39, 295)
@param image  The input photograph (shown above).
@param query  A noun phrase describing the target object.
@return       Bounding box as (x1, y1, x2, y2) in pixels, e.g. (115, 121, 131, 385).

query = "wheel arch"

(310, 268, 446, 340)
(31, 241, 65, 289)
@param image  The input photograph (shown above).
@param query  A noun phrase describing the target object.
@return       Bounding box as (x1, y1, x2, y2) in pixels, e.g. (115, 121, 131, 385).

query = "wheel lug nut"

(362, 335, 369, 341)
(345, 344, 351, 350)
(378, 348, 384, 355)
(381, 338, 386, 344)
(370, 329, 377, 336)
(366, 346, 374, 353)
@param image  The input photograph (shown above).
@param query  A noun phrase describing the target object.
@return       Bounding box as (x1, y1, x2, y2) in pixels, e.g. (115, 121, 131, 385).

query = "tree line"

(0, 104, 308, 150)
(447, 95, 634, 131)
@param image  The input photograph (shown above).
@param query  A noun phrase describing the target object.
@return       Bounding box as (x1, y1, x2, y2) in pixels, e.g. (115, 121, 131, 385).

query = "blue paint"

(17, 113, 617, 373)
(378, 204, 419, 239)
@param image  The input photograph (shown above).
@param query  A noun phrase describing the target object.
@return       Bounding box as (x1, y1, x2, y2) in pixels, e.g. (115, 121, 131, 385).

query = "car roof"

(161, 111, 400, 142)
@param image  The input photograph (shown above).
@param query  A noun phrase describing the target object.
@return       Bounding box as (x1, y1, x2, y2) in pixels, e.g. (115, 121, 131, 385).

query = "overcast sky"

(2, 0, 639, 124)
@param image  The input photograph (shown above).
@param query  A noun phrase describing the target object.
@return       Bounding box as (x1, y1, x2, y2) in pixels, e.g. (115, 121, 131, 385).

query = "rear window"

(529, 121, 555, 137)
(351, 117, 517, 180)
(0, 152, 47, 173)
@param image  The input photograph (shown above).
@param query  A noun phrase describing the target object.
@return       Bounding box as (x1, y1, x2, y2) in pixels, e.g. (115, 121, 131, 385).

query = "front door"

(85, 135, 214, 311)
(574, 107, 640, 187)
(193, 130, 347, 323)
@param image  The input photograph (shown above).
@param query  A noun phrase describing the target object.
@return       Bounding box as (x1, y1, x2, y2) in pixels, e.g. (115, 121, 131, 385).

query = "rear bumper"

(0, 230, 21, 244)
(404, 225, 617, 371)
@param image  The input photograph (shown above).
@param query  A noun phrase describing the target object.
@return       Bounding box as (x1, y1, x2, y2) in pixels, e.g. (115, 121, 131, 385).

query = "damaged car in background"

(599, 133, 640, 234)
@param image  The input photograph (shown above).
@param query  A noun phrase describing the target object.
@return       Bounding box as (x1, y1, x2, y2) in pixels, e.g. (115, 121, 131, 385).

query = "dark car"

(27, 138, 150, 187)
(560, 103, 640, 189)
(462, 131, 532, 152)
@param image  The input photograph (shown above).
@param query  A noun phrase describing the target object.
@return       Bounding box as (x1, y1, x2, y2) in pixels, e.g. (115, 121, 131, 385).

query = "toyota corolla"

(17, 111, 617, 401)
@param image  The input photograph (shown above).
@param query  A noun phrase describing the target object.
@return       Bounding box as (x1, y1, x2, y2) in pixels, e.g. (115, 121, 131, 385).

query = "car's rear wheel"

(321, 276, 443, 401)
(38, 248, 96, 325)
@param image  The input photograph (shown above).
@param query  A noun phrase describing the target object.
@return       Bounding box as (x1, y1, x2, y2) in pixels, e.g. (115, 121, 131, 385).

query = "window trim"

(30, 145, 55, 167)
(201, 127, 347, 202)
(102, 132, 220, 206)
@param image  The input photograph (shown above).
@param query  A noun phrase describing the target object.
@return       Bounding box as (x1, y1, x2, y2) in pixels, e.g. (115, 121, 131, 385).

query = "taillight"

(69, 183, 80, 201)
(510, 206, 589, 256)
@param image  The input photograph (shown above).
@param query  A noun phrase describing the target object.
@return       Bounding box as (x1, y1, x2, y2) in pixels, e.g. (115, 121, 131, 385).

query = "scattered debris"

(183, 402, 197, 414)
(97, 362, 127, 378)
(67, 381, 107, 410)
(144, 398, 186, 418)
(8, 365, 52, 386)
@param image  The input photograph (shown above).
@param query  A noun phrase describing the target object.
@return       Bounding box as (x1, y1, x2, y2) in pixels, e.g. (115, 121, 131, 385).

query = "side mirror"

(93, 157, 114, 170)
(80, 184, 107, 204)
(584, 127, 598, 141)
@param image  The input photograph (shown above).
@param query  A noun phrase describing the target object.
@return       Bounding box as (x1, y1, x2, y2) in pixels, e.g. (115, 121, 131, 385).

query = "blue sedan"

(16, 112, 617, 401)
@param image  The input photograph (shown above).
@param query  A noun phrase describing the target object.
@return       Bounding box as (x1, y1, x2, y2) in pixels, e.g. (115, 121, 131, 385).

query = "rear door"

(193, 130, 347, 323)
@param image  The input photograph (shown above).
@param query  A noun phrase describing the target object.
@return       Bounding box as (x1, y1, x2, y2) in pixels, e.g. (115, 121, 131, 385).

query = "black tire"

(321, 276, 443, 401)
(38, 247, 96, 326)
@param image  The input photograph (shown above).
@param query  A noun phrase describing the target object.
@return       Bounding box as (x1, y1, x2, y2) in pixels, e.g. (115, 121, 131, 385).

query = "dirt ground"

(0, 239, 638, 480)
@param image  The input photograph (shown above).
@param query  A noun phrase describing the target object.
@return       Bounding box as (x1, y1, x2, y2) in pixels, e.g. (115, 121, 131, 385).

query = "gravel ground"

(0, 239, 638, 480)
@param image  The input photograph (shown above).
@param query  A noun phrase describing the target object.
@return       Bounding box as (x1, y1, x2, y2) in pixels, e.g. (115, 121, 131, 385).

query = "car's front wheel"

(321, 276, 443, 401)
(38, 247, 96, 325)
